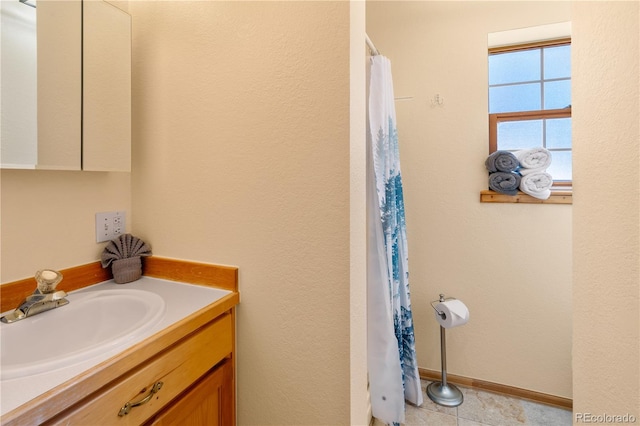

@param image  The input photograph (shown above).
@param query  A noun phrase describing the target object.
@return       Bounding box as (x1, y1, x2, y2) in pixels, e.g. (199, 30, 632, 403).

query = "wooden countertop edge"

(0, 257, 239, 426)
(1, 262, 112, 313)
(143, 256, 238, 292)
(1, 256, 238, 313)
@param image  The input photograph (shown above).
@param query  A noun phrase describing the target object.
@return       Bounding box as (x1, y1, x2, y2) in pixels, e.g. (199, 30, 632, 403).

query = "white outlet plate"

(96, 211, 126, 243)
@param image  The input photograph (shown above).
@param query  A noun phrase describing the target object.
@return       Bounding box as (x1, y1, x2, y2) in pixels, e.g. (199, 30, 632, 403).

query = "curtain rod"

(365, 33, 380, 56)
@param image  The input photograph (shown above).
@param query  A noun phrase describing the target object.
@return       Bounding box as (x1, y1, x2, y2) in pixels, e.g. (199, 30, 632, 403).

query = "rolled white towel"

(519, 171, 554, 200)
(515, 148, 552, 175)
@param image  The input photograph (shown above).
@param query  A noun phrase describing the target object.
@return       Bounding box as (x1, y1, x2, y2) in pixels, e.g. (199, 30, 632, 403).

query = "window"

(489, 39, 572, 185)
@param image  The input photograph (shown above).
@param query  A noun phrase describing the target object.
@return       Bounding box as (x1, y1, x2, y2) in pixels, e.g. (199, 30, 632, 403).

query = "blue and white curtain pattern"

(367, 55, 423, 425)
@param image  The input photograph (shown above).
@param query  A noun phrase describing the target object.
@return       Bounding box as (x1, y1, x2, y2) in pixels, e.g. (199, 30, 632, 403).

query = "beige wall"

(367, 1, 573, 398)
(0, 170, 131, 280)
(572, 0, 639, 419)
(2, 2, 353, 424)
(128, 1, 351, 424)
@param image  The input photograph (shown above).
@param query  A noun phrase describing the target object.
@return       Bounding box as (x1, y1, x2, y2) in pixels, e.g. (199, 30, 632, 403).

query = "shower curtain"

(367, 55, 423, 425)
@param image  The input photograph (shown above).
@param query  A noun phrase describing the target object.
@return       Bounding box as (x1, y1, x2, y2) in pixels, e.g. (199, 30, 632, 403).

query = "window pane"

(546, 118, 572, 149)
(547, 150, 572, 181)
(544, 80, 571, 109)
(489, 42, 573, 182)
(490, 83, 541, 113)
(489, 49, 541, 85)
(497, 120, 543, 150)
(544, 45, 571, 79)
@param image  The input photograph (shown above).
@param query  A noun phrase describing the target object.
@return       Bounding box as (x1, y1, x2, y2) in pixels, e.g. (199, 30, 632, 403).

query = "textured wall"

(129, 2, 351, 424)
(0, 170, 131, 281)
(367, 1, 573, 398)
(572, 0, 639, 419)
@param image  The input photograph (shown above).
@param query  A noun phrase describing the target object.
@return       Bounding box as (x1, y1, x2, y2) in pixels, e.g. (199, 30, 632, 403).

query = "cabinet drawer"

(147, 358, 233, 426)
(50, 313, 232, 425)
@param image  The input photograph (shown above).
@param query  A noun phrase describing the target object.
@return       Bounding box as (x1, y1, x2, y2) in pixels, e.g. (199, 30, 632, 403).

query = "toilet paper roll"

(434, 299, 469, 328)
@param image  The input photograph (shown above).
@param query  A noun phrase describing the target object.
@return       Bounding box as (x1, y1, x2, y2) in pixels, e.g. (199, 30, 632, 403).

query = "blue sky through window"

(489, 45, 571, 114)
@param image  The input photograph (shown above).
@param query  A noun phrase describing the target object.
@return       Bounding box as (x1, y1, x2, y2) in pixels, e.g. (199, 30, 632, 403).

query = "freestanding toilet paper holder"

(427, 294, 464, 407)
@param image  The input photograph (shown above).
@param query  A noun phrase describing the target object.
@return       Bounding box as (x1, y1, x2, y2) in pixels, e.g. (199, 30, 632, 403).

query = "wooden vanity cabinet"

(46, 311, 235, 426)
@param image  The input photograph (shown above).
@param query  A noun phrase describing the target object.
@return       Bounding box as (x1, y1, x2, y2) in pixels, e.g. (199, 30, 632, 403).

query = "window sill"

(480, 189, 572, 204)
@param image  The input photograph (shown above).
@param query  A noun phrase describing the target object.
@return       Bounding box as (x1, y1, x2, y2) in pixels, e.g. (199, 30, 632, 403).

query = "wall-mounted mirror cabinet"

(1, 0, 131, 171)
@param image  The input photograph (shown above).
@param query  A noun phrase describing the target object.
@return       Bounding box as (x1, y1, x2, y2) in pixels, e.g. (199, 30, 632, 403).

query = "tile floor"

(372, 380, 572, 426)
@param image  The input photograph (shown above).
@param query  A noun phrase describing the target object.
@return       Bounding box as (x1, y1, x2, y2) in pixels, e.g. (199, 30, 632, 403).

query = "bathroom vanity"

(0, 257, 239, 426)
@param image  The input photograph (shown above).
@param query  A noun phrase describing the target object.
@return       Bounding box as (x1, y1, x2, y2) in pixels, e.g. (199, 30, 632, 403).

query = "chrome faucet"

(1, 269, 69, 324)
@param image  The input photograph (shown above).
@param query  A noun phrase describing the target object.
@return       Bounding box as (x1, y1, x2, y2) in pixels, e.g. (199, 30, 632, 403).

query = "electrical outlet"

(96, 211, 126, 243)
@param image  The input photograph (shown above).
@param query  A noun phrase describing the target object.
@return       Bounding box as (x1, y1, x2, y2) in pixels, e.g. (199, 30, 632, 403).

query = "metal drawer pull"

(118, 381, 164, 416)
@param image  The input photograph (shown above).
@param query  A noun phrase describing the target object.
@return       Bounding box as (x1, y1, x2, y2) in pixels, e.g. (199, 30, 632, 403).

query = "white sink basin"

(0, 288, 166, 380)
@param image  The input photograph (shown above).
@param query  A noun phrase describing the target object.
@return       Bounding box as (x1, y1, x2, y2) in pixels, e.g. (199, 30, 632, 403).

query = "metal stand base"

(426, 381, 463, 407)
